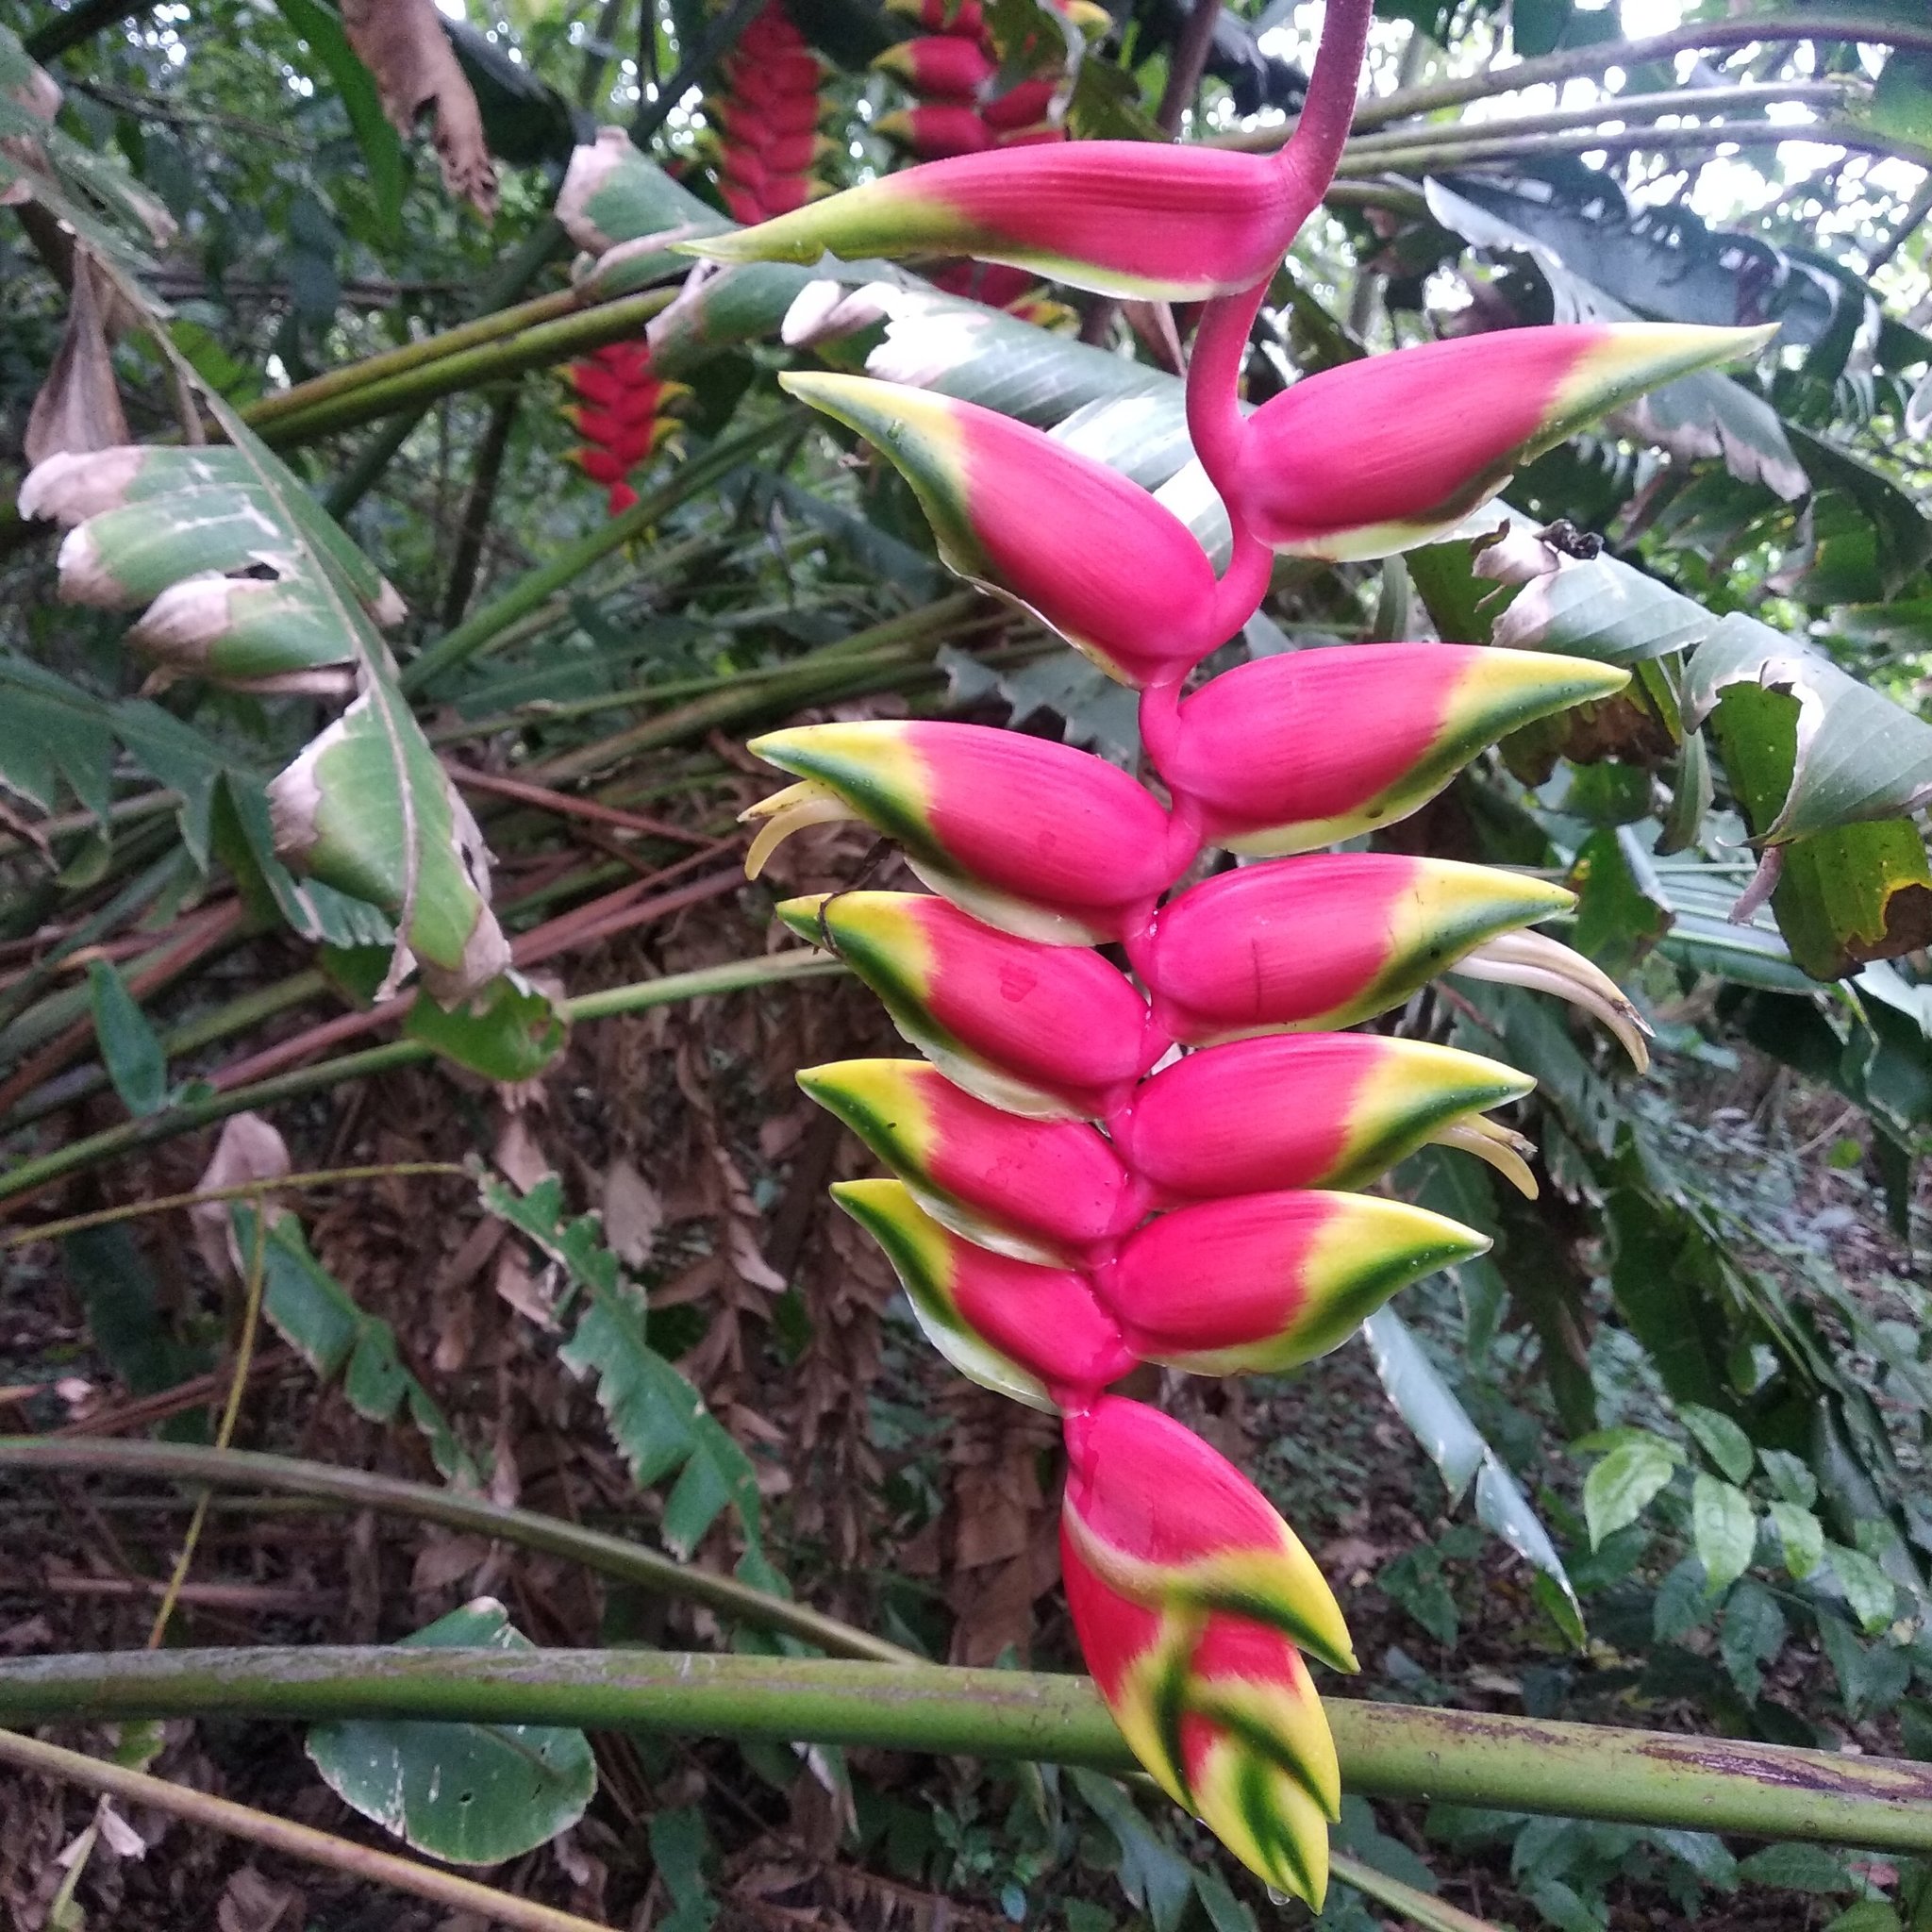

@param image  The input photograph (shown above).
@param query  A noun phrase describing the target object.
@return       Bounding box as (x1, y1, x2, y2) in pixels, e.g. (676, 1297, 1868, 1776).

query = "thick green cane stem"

(254, 290, 680, 449)
(1, 1651, 1930, 1851)
(0, 1438, 912, 1663)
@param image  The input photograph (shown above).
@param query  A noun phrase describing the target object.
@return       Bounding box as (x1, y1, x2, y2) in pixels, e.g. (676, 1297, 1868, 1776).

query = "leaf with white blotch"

(1362, 1307, 1581, 1638)
(18, 391, 506, 999)
(1686, 612, 1932, 841)
(307, 1599, 594, 1862)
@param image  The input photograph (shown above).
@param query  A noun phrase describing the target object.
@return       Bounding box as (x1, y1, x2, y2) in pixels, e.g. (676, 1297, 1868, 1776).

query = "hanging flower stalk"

(872, 0, 1105, 160)
(722, 0, 1769, 1900)
(563, 341, 691, 514)
(702, 1, 837, 224)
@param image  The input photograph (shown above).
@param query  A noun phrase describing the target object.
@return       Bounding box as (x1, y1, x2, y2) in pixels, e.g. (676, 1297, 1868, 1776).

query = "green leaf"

(647, 1808, 718, 1932)
(1766, 1500, 1825, 1580)
(1678, 1403, 1754, 1483)
(1718, 1578, 1787, 1701)
(1690, 613, 1932, 842)
(238, 1206, 472, 1481)
(404, 971, 569, 1083)
(306, 1598, 595, 1863)
(1690, 1474, 1757, 1595)
(61, 1225, 207, 1403)
(1069, 1771, 1194, 1932)
(85, 959, 167, 1116)
(1736, 1843, 1853, 1894)
(1826, 1543, 1899, 1633)
(1362, 1309, 1581, 1638)
(1491, 553, 1712, 666)
(0, 652, 247, 868)
(488, 1174, 769, 1564)
(1582, 1436, 1680, 1549)
(1758, 1447, 1818, 1507)
(274, 0, 406, 238)
(1191, 1870, 1257, 1932)
(1380, 1544, 1459, 1645)
(1706, 676, 1932, 981)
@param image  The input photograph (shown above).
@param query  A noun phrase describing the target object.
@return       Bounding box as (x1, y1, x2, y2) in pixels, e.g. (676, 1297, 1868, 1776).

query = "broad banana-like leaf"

(1361, 1306, 1582, 1643)
(0, 25, 175, 266)
(1423, 176, 1808, 502)
(19, 413, 508, 1002)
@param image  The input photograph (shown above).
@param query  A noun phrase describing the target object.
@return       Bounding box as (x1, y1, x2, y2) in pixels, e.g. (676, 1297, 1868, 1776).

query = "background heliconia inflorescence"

(715, 0, 1767, 1901)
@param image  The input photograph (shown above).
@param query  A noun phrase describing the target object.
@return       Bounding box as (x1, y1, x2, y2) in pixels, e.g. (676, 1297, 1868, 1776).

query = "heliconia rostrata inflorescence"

(706, 0, 1770, 1901)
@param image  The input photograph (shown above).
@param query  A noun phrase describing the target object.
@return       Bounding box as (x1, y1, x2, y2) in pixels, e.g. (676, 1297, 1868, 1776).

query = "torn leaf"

(341, 0, 498, 218)
(25, 249, 129, 466)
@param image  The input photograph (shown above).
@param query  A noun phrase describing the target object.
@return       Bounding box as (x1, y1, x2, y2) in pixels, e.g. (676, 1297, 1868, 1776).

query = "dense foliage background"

(2, 0, 1931, 1925)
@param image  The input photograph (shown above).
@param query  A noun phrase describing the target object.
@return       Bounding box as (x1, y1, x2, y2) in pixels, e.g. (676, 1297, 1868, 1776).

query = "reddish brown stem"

(448, 763, 733, 849)
(0, 902, 245, 1117)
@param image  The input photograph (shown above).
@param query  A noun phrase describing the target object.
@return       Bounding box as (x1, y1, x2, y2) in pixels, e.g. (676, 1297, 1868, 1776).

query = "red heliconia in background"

(710, 0, 1717, 1898)
(563, 341, 690, 514)
(702, 1, 835, 225)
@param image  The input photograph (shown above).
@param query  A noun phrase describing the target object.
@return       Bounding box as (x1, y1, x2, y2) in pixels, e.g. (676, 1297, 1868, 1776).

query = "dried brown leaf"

(215, 1865, 305, 1932)
(341, 0, 498, 218)
(24, 251, 129, 468)
(601, 1157, 662, 1270)
(190, 1111, 291, 1279)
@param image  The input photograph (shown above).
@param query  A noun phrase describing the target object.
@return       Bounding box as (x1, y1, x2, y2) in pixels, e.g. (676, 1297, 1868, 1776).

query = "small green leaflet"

(86, 959, 167, 1116)
(1582, 1434, 1680, 1549)
(306, 1598, 595, 1863)
(1677, 1403, 1754, 1484)
(233, 1204, 473, 1482)
(485, 1174, 770, 1563)
(1069, 1771, 1195, 1932)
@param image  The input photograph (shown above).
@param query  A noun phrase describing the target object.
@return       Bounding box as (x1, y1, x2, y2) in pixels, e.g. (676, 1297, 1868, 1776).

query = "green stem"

(1349, 8, 1932, 132)
(1335, 116, 1932, 176)
(256, 289, 679, 449)
(0, 951, 840, 1207)
(1338, 78, 1851, 154)
(402, 419, 797, 695)
(528, 595, 993, 785)
(0, 1727, 609, 1932)
(324, 407, 429, 521)
(2, 1650, 1930, 1849)
(0, 1438, 912, 1664)
(243, 290, 580, 429)
(1329, 1854, 1498, 1932)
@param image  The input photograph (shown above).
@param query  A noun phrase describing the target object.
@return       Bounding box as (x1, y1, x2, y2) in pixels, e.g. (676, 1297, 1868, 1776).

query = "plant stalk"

(256, 290, 680, 450)
(2, 1650, 1930, 1850)
(0, 1437, 909, 1663)
(0, 1727, 611, 1932)
(402, 418, 798, 694)
(1348, 8, 1932, 133)
(0, 952, 840, 1208)
(1334, 116, 1932, 177)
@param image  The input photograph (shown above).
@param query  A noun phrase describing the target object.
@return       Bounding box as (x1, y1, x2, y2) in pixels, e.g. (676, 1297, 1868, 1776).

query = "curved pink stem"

(1187, 0, 1374, 505)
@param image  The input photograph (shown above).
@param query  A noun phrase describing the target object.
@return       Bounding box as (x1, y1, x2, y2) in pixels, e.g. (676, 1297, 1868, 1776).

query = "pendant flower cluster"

(709, 0, 1766, 1900)
(564, 341, 691, 514)
(873, 0, 1103, 160)
(697, 0, 836, 225)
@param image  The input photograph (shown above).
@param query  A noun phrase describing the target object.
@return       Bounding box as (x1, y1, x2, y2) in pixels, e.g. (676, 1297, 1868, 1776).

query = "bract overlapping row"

(710, 0, 1740, 1898)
